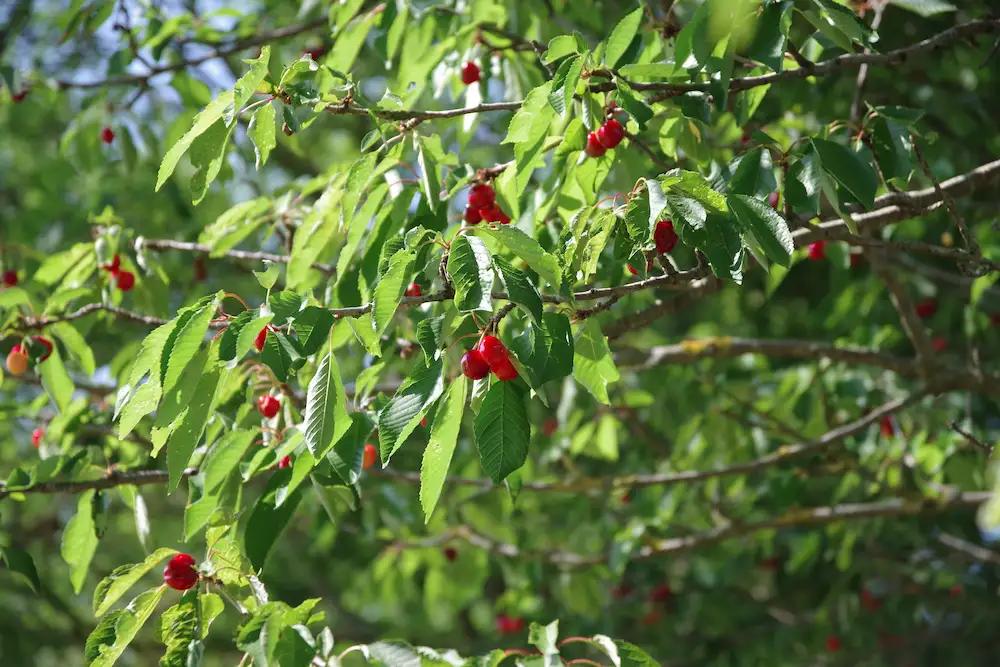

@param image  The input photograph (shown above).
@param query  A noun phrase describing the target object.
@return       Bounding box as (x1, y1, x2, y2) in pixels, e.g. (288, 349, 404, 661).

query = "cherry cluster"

(585, 118, 625, 158)
(463, 183, 510, 225)
(101, 254, 135, 292)
(461, 334, 518, 381)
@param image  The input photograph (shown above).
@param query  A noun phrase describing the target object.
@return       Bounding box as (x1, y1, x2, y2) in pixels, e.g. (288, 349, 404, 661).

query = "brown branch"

(913, 139, 982, 267)
(937, 533, 1000, 565)
(0, 467, 196, 500)
(139, 238, 335, 276)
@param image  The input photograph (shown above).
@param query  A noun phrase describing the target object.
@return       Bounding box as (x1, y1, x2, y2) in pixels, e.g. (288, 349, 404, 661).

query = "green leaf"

(286, 180, 344, 289)
(448, 235, 494, 312)
(416, 316, 445, 365)
(92, 547, 177, 616)
(545, 35, 579, 63)
(529, 620, 560, 666)
(202, 430, 257, 493)
(245, 471, 305, 571)
(161, 298, 217, 397)
(292, 306, 335, 357)
(420, 378, 467, 523)
(219, 310, 267, 362)
(888, 0, 955, 16)
(702, 213, 744, 283)
(811, 0, 876, 47)
(347, 314, 381, 357)
(604, 6, 643, 69)
(248, 102, 276, 168)
(303, 347, 351, 459)
(261, 330, 304, 383)
(189, 117, 234, 205)
(503, 83, 555, 147)
(417, 136, 441, 213)
(728, 148, 765, 196)
(747, 1, 790, 71)
(613, 78, 653, 130)
(614, 641, 658, 667)
(728, 194, 794, 267)
(548, 54, 583, 117)
(61, 490, 99, 594)
(39, 346, 74, 413)
(492, 255, 543, 325)
(167, 363, 225, 491)
(474, 380, 530, 484)
(229, 46, 270, 126)
(159, 590, 200, 667)
(327, 411, 375, 486)
(871, 116, 913, 183)
(254, 260, 280, 290)
(786, 152, 822, 214)
(342, 153, 379, 223)
(377, 358, 444, 464)
(156, 90, 235, 191)
(573, 319, 619, 405)
(86, 587, 166, 667)
(1, 546, 41, 593)
(483, 225, 562, 290)
(50, 322, 96, 376)
(236, 604, 285, 667)
(372, 249, 416, 337)
(811, 139, 878, 210)
(509, 312, 575, 388)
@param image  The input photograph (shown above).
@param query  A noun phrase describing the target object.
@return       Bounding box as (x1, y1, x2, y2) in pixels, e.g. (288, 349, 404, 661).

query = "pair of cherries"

(461, 335, 517, 381)
(101, 254, 135, 291)
(464, 183, 510, 225)
(6, 335, 54, 375)
(584, 118, 626, 158)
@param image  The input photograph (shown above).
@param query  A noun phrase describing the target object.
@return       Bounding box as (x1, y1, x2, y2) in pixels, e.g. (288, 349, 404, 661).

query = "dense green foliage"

(2, 0, 1000, 665)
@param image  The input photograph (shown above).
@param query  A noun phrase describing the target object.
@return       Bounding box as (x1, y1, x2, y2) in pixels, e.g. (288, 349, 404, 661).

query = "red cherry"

(460, 61, 481, 85)
(653, 220, 678, 254)
(850, 252, 863, 268)
(102, 254, 121, 273)
(740, 132, 751, 145)
(461, 349, 491, 380)
(468, 184, 496, 209)
(363, 443, 378, 470)
(991, 313, 1000, 326)
(1, 270, 17, 287)
(825, 635, 842, 653)
(767, 192, 780, 209)
(31, 427, 44, 448)
(807, 241, 826, 261)
(405, 283, 422, 298)
(443, 547, 458, 562)
(33, 336, 53, 362)
(492, 358, 518, 381)
(860, 588, 881, 612)
(257, 395, 280, 419)
(420, 417, 427, 428)
(880, 416, 895, 438)
(496, 615, 524, 634)
(254, 325, 277, 353)
(116, 270, 135, 291)
(480, 204, 510, 224)
(649, 584, 672, 602)
(11, 90, 27, 103)
(950, 584, 963, 598)
(932, 337, 947, 352)
(641, 608, 662, 626)
(584, 132, 607, 158)
(101, 127, 115, 144)
(610, 584, 633, 599)
(193, 256, 207, 282)
(164, 553, 199, 591)
(915, 298, 937, 319)
(761, 557, 780, 571)
(304, 46, 326, 60)
(596, 119, 626, 149)
(464, 207, 482, 224)
(278, 456, 291, 469)
(542, 417, 558, 437)
(476, 335, 508, 368)
(627, 264, 638, 276)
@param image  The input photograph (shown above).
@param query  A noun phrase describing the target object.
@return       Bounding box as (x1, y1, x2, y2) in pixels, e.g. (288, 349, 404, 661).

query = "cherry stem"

(222, 292, 249, 311)
(445, 331, 482, 355)
(557, 637, 592, 648)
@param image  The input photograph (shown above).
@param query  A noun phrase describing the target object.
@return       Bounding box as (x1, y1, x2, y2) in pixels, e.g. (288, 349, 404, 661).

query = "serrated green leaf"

(188, 119, 234, 205)
(202, 430, 256, 493)
(604, 6, 643, 69)
(811, 139, 877, 210)
(747, 1, 789, 72)
(728, 194, 794, 267)
(61, 490, 99, 593)
(492, 255, 543, 325)
(416, 316, 445, 365)
(448, 235, 494, 312)
(573, 319, 619, 405)
(420, 378, 467, 522)
(377, 358, 444, 464)
(286, 180, 344, 289)
(372, 249, 415, 337)
(156, 91, 235, 191)
(87, 587, 166, 667)
(613, 78, 653, 130)
(229, 46, 270, 125)
(245, 471, 305, 571)
(483, 226, 561, 290)
(167, 362, 224, 491)
(93, 547, 177, 617)
(49, 322, 95, 376)
(1, 546, 41, 593)
(158, 590, 200, 667)
(474, 380, 530, 484)
(248, 103, 276, 168)
(871, 116, 912, 183)
(509, 312, 574, 389)
(303, 347, 351, 459)
(39, 346, 73, 413)
(327, 411, 374, 486)
(888, 0, 955, 16)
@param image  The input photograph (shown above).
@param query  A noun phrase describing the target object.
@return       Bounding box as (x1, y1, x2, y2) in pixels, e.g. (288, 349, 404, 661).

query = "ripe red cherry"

(740, 132, 751, 145)
(807, 241, 826, 261)
(464, 207, 482, 224)
(627, 259, 653, 275)
(11, 90, 27, 103)
(767, 192, 780, 209)
(915, 298, 937, 319)
(164, 553, 199, 591)
(31, 427, 44, 448)
(254, 325, 277, 352)
(101, 127, 115, 144)
(932, 337, 947, 352)
(443, 547, 458, 562)
(33, 336, 53, 362)
(468, 184, 495, 209)
(542, 417, 558, 437)
(492, 358, 518, 381)
(880, 416, 895, 437)
(278, 456, 291, 469)
(363, 443, 378, 470)
(461, 349, 491, 380)
(850, 252, 863, 268)
(304, 46, 326, 60)
(102, 254, 121, 273)
(825, 635, 841, 653)
(116, 270, 135, 291)
(496, 615, 524, 634)
(480, 204, 510, 224)
(460, 61, 480, 85)
(596, 119, 625, 149)
(1, 270, 17, 287)
(584, 132, 607, 158)
(476, 335, 508, 368)
(653, 220, 677, 254)
(257, 395, 280, 419)
(649, 584, 672, 602)
(405, 283, 422, 298)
